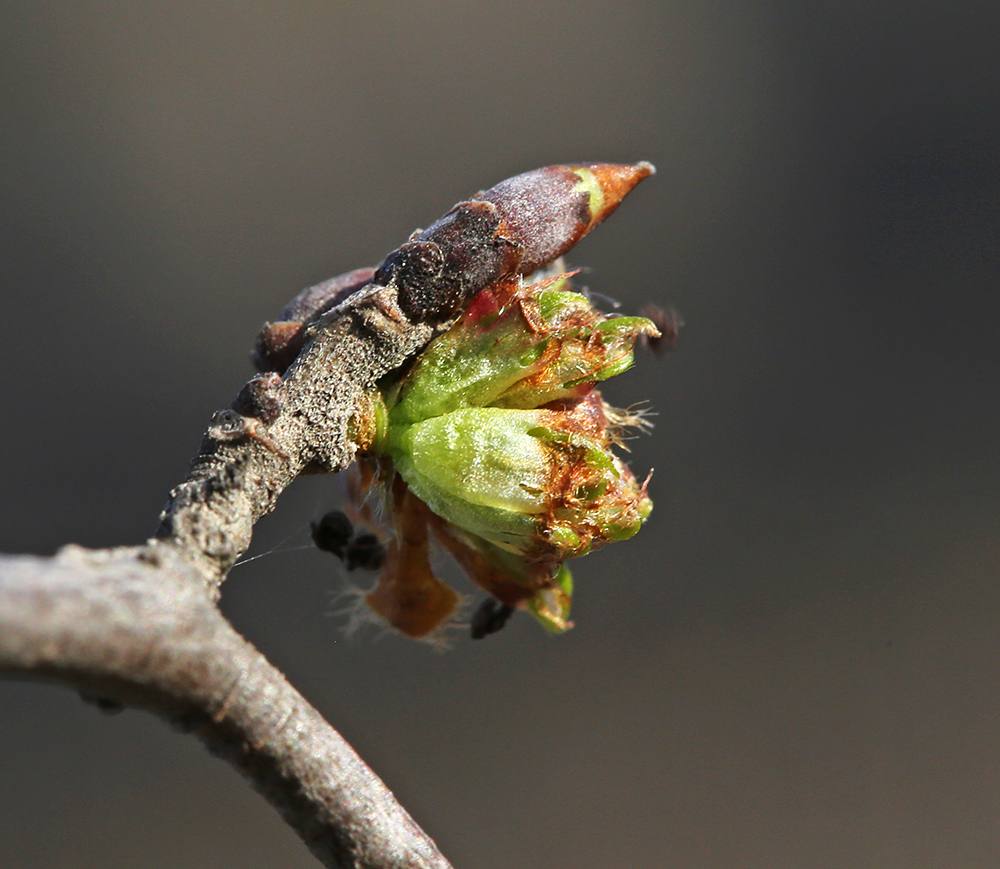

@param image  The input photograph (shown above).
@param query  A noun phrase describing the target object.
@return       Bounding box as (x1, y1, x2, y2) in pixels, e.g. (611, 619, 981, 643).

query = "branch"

(154, 282, 441, 591)
(0, 545, 447, 868)
(0, 163, 654, 868)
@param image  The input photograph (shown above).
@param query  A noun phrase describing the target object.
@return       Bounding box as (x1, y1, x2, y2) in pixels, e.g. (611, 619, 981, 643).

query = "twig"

(0, 545, 448, 868)
(0, 163, 654, 868)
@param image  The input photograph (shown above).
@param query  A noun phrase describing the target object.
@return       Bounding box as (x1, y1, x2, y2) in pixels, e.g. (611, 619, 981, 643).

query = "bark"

(0, 546, 448, 869)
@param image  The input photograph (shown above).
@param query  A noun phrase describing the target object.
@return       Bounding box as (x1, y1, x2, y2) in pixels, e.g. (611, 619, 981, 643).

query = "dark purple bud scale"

(376, 200, 523, 321)
(477, 168, 593, 276)
(278, 267, 376, 323)
(377, 163, 654, 322)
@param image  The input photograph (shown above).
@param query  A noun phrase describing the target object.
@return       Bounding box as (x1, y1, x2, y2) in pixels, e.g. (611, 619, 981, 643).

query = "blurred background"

(2, 1, 1000, 867)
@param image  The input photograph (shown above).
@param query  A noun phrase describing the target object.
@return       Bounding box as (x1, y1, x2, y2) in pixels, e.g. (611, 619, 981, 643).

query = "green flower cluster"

(366, 274, 656, 634)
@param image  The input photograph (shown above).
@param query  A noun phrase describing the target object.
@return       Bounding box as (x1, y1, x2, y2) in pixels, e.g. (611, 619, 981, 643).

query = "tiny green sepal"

(526, 564, 575, 633)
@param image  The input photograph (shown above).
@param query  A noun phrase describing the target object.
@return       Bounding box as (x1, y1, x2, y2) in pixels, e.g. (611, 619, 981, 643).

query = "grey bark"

(0, 283, 453, 869)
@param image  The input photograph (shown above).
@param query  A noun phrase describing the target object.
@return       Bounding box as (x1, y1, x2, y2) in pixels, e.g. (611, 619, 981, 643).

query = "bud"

(378, 161, 655, 321)
(386, 273, 656, 423)
(362, 275, 657, 636)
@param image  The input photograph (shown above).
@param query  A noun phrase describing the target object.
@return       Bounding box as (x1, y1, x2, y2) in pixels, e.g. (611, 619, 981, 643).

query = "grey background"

(3, 2, 1000, 867)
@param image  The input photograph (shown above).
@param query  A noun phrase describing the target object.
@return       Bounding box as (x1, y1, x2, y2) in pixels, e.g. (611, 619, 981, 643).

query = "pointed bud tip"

(575, 161, 656, 226)
(581, 160, 656, 180)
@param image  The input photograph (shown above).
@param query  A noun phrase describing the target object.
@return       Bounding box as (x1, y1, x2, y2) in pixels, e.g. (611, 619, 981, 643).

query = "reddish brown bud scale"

(364, 474, 459, 638)
(539, 388, 611, 442)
